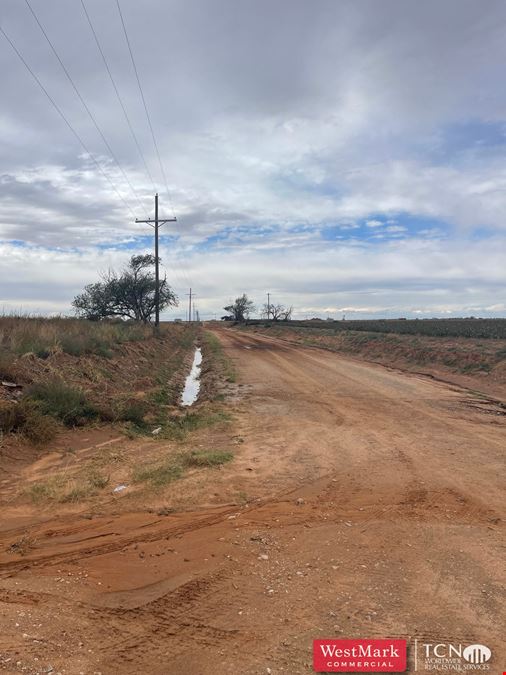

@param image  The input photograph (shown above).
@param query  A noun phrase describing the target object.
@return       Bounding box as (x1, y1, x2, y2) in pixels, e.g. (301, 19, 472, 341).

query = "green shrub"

(0, 349, 20, 381)
(118, 399, 150, 425)
(0, 400, 58, 444)
(0, 400, 25, 433)
(26, 381, 98, 426)
(22, 405, 58, 444)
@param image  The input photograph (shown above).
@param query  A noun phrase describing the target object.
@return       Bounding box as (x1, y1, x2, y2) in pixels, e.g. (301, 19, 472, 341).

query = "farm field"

(247, 317, 506, 339)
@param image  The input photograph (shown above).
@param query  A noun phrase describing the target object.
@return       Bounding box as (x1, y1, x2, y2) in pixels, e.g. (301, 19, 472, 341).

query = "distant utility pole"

(186, 289, 196, 322)
(135, 194, 176, 329)
(267, 292, 270, 319)
(192, 302, 196, 322)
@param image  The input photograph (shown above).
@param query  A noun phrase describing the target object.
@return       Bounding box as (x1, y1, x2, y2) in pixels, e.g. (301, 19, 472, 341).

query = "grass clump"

(162, 410, 231, 440)
(202, 331, 237, 384)
(21, 405, 58, 444)
(25, 467, 109, 503)
(0, 400, 58, 444)
(0, 400, 25, 434)
(118, 399, 150, 426)
(133, 447, 233, 489)
(182, 449, 233, 467)
(133, 459, 183, 487)
(25, 474, 67, 503)
(26, 381, 98, 427)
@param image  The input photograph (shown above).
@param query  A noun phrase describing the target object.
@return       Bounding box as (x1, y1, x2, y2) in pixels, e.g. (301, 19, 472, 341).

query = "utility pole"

(267, 292, 270, 320)
(186, 289, 196, 322)
(135, 194, 176, 329)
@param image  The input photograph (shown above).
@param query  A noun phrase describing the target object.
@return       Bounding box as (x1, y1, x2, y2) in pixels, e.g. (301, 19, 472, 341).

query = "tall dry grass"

(0, 314, 151, 361)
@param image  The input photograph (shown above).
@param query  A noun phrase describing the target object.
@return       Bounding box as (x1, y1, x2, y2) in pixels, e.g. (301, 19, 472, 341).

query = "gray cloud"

(1, 0, 506, 315)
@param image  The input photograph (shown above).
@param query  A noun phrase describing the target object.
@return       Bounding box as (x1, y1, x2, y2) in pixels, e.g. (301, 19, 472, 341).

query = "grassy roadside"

(0, 315, 151, 365)
(20, 326, 238, 505)
(128, 329, 237, 491)
(0, 318, 200, 445)
(201, 330, 237, 387)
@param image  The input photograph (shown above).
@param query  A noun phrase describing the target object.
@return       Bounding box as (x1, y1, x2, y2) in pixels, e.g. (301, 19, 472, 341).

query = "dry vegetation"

(0, 315, 200, 445)
(0, 318, 239, 512)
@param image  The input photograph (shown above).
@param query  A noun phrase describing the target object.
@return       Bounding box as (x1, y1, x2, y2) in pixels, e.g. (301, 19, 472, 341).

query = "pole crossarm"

(135, 217, 176, 225)
(135, 194, 177, 329)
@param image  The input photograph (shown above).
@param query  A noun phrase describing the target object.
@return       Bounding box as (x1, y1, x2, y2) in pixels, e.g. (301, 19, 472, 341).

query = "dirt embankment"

(241, 324, 506, 400)
(0, 323, 201, 476)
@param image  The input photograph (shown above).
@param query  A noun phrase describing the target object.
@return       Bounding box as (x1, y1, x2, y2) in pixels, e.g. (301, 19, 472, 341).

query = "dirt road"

(0, 328, 504, 674)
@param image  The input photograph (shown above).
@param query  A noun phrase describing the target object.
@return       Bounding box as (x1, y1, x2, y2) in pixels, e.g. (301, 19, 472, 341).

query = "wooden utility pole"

(135, 194, 176, 328)
(186, 288, 196, 322)
(267, 292, 270, 320)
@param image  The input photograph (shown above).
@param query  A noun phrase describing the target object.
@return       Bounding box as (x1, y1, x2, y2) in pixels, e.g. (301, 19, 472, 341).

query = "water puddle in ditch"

(181, 347, 202, 406)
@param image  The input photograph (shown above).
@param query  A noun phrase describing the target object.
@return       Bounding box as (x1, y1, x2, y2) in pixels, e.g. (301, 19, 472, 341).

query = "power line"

(115, 0, 175, 217)
(0, 22, 137, 219)
(24, 0, 146, 215)
(114, 1, 196, 289)
(80, 0, 156, 198)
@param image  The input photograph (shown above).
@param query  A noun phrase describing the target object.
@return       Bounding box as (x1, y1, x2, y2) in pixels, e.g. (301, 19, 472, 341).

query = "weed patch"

(203, 331, 237, 385)
(0, 400, 58, 444)
(26, 381, 98, 427)
(161, 409, 231, 440)
(182, 449, 233, 467)
(133, 459, 183, 487)
(25, 466, 110, 503)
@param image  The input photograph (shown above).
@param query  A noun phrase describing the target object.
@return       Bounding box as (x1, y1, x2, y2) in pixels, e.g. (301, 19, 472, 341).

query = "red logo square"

(313, 638, 407, 672)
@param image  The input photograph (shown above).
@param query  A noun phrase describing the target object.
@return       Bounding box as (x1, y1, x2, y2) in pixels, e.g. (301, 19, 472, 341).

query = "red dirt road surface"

(0, 328, 504, 674)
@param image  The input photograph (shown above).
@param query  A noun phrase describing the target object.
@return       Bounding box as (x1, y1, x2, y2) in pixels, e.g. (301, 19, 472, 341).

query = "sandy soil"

(0, 327, 504, 674)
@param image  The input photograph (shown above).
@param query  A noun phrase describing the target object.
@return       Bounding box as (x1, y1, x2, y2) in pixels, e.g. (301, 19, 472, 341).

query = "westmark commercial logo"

(313, 639, 407, 672)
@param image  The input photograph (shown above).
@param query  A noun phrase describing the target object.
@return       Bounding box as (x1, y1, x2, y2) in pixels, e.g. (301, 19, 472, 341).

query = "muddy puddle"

(181, 347, 202, 406)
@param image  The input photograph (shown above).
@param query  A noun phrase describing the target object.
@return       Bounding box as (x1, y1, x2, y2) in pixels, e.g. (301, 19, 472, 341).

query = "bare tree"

(261, 303, 293, 321)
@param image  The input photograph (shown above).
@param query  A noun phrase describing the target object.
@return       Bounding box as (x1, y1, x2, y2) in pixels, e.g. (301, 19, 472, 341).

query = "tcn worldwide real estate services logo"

(313, 638, 495, 673)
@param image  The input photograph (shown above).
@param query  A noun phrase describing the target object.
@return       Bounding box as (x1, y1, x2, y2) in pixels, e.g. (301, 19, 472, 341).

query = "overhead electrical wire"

(115, 1, 197, 292)
(115, 0, 174, 217)
(0, 22, 137, 220)
(79, 0, 156, 198)
(24, 0, 147, 216)
(115, 0, 195, 290)
(4, 1, 193, 292)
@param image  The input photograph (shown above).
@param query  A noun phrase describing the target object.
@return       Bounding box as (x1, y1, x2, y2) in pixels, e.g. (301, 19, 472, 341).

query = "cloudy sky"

(1, 0, 506, 319)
